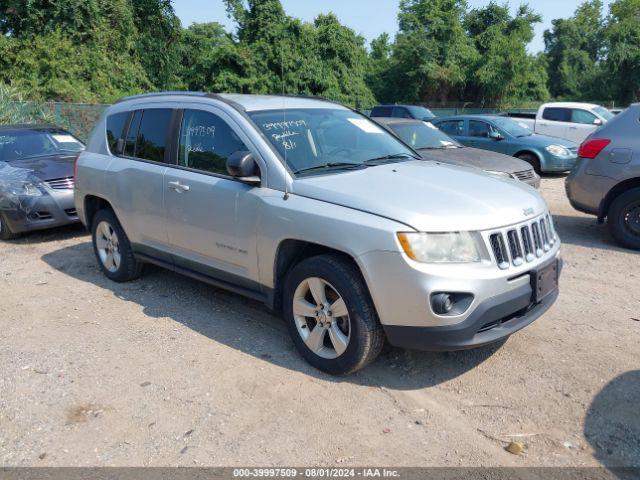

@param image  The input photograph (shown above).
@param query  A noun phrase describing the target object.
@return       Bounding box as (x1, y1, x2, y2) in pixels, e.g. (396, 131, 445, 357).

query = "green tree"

(465, 3, 548, 104)
(389, 0, 477, 104)
(544, 0, 604, 99)
(603, 0, 640, 103)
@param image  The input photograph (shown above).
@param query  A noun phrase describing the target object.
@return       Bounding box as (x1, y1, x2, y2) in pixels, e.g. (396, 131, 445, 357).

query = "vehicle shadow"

(552, 214, 634, 253)
(41, 241, 503, 390)
(584, 370, 640, 470)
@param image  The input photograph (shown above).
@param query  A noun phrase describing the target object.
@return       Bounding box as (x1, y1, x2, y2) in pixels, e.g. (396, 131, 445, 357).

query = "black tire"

(607, 187, 640, 251)
(283, 254, 385, 375)
(516, 153, 542, 174)
(91, 208, 143, 282)
(0, 213, 20, 240)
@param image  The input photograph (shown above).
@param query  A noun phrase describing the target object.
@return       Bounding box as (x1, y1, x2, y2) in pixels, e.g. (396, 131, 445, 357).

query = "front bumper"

(541, 155, 577, 173)
(383, 274, 558, 351)
(0, 189, 79, 234)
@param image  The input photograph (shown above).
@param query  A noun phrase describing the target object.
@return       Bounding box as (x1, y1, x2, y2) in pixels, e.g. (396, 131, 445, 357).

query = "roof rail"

(114, 91, 209, 104)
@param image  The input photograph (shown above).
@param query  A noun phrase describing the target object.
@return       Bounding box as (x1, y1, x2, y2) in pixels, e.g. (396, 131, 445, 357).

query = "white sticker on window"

(52, 134, 76, 143)
(347, 118, 384, 133)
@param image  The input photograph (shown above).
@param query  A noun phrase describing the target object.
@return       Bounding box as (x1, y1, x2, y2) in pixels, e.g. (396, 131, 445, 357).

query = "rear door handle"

(167, 181, 190, 193)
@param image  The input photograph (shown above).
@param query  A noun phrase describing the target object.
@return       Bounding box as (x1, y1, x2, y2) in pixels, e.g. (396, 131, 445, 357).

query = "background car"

(370, 104, 436, 121)
(566, 104, 640, 250)
(432, 115, 578, 174)
(0, 124, 84, 239)
(374, 117, 540, 188)
(505, 102, 614, 143)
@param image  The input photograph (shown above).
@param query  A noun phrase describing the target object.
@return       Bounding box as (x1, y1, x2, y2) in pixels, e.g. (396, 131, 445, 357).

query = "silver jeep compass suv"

(75, 92, 561, 375)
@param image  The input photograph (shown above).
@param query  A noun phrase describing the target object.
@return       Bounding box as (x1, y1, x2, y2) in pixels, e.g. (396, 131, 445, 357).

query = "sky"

(172, 0, 613, 54)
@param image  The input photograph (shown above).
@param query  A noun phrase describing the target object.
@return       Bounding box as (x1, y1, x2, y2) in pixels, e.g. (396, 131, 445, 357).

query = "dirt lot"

(0, 176, 638, 468)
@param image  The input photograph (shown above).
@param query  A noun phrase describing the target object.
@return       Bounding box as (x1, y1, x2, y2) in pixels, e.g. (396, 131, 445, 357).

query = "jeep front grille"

(487, 214, 557, 270)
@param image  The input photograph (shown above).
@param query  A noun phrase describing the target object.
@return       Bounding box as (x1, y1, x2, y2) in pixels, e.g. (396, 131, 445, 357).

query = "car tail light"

(578, 139, 611, 159)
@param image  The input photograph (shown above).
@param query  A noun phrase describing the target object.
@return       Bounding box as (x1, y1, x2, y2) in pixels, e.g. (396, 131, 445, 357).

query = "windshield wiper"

(294, 162, 365, 175)
(363, 152, 419, 165)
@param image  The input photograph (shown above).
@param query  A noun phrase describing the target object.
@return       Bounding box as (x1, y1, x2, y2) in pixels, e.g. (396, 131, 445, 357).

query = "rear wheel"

(516, 153, 541, 174)
(91, 209, 143, 282)
(0, 213, 19, 240)
(608, 188, 640, 251)
(283, 255, 385, 375)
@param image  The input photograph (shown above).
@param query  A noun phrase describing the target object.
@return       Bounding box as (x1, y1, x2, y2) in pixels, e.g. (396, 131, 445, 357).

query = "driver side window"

(178, 110, 248, 175)
(468, 120, 492, 138)
(571, 109, 597, 125)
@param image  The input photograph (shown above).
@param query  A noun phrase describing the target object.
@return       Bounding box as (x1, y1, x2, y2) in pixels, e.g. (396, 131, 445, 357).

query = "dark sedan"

(0, 124, 84, 239)
(373, 117, 540, 188)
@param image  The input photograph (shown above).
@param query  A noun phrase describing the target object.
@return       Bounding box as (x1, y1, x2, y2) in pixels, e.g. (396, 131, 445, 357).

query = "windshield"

(407, 106, 435, 119)
(390, 122, 460, 149)
(0, 129, 84, 162)
(593, 106, 614, 122)
(249, 108, 417, 175)
(492, 117, 532, 137)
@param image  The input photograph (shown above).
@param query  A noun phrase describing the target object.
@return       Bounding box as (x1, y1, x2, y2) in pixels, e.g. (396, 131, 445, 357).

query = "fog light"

(432, 293, 453, 315)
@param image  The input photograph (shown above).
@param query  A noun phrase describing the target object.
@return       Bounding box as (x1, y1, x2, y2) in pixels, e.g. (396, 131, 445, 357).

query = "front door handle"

(167, 181, 190, 193)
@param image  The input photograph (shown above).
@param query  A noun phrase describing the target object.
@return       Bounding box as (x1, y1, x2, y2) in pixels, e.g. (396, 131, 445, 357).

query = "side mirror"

(593, 118, 603, 126)
(489, 131, 504, 141)
(226, 151, 261, 185)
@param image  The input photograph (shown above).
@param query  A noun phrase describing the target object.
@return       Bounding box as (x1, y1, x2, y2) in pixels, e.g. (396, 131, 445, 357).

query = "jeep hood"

(292, 161, 547, 232)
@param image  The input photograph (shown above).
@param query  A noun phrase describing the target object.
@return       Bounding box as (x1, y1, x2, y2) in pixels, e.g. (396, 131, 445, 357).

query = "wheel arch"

(599, 177, 640, 219)
(514, 149, 543, 166)
(270, 239, 367, 313)
(83, 195, 114, 228)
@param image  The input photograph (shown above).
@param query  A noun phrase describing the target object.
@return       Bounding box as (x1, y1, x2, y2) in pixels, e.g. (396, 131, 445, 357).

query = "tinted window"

(571, 109, 597, 125)
(437, 120, 464, 136)
(106, 112, 128, 154)
(392, 107, 412, 119)
(135, 109, 173, 163)
(542, 107, 571, 122)
(371, 106, 393, 117)
(469, 120, 491, 138)
(178, 110, 248, 175)
(124, 110, 142, 156)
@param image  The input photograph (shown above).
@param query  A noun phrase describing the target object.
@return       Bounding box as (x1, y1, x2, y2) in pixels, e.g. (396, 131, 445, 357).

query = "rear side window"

(371, 106, 393, 117)
(135, 109, 173, 163)
(437, 120, 464, 136)
(106, 112, 128, 154)
(178, 109, 248, 175)
(542, 108, 571, 122)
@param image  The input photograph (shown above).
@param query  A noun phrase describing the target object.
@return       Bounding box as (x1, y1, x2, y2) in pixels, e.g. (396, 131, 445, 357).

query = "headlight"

(5, 181, 43, 197)
(485, 170, 514, 179)
(546, 145, 571, 157)
(397, 232, 482, 263)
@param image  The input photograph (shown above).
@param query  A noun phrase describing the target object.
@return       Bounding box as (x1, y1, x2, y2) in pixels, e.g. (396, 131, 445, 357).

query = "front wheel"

(283, 255, 385, 375)
(608, 188, 640, 251)
(516, 153, 541, 174)
(91, 209, 144, 282)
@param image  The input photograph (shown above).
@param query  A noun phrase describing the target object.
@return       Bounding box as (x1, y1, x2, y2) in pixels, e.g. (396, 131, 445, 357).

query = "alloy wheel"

(292, 277, 351, 359)
(95, 221, 121, 273)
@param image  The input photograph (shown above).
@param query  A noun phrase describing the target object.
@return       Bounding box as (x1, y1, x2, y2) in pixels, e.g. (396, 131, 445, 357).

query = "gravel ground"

(0, 176, 638, 468)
